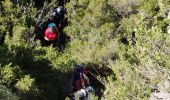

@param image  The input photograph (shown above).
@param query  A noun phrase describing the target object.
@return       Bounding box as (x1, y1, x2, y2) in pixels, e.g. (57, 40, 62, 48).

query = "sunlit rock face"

(150, 92, 170, 100)
(168, 27, 170, 34)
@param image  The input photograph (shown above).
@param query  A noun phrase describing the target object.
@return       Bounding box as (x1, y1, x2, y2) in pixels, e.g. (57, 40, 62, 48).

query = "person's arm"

(83, 74, 90, 86)
(59, 20, 62, 28)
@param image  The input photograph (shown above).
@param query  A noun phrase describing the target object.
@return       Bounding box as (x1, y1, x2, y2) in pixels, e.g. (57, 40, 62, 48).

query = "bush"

(0, 84, 19, 100)
(15, 75, 40, 96)
(0, 63, 20, 86)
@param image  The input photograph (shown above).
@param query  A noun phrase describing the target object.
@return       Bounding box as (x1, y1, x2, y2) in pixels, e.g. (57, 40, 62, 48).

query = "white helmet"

(56, 6, 63, 13)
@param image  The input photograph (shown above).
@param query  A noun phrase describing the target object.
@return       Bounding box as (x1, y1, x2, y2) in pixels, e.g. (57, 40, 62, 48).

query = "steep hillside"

(0, 0, 170, 99)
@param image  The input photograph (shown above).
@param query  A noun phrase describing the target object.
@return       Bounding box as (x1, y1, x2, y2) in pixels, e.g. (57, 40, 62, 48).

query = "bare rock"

(150, 92, 170, 100)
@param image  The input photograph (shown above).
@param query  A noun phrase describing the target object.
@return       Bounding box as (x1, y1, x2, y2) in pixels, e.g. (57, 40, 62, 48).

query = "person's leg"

(56, 39, 62, 50)
(86, 93, 91, 100)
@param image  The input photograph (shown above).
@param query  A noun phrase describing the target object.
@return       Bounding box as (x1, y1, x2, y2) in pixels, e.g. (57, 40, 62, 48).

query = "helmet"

(56, 6, 63, 13)
(56, 7, 61, 13)
(75, 64, 84, 73)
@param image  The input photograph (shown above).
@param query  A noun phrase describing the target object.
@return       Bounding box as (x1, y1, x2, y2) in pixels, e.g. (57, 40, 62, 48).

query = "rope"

(88, 71, 106, 89)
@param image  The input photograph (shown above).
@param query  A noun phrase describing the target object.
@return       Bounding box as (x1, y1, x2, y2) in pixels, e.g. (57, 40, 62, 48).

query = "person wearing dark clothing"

(53, 6, 66, 29)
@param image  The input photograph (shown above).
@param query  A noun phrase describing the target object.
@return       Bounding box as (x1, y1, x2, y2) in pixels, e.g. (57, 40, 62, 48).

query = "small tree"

(15, 75, 40, 97)
(0, 84, 19, 100)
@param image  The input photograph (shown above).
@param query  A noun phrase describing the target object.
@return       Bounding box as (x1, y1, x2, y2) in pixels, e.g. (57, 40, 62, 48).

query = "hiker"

(46, 6, 66, 30)
(47, 12, 58, 26)
(44, 23, 59, 46)
(53, 6, 66, 29)
(71, 64, 90, 92)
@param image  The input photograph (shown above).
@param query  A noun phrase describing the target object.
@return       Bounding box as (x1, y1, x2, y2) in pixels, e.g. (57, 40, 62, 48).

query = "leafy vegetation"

(0, 0, 170, 99)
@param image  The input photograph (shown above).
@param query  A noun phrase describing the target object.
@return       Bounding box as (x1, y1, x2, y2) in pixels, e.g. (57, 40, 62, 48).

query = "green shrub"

(0, 63, 20, 86)
(15, 75, 40, 96)
(0, 84, 19, 100)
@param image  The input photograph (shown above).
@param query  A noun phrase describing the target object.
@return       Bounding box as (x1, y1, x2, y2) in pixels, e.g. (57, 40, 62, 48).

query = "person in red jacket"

(44, 23, 59, 46)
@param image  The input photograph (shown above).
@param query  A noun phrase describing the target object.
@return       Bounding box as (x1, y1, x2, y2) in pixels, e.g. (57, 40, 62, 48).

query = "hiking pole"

(88, 71, 106, 89)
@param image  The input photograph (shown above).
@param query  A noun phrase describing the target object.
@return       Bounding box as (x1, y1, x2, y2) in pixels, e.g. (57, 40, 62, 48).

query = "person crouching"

(44, 23, 60, 47)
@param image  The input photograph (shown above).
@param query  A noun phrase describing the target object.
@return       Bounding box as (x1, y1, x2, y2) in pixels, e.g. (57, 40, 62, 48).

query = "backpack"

(44, 23, 58, 41)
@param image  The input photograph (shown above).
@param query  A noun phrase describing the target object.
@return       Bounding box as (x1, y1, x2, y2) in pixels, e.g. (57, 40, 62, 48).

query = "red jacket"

(44, 27, 58, 41)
